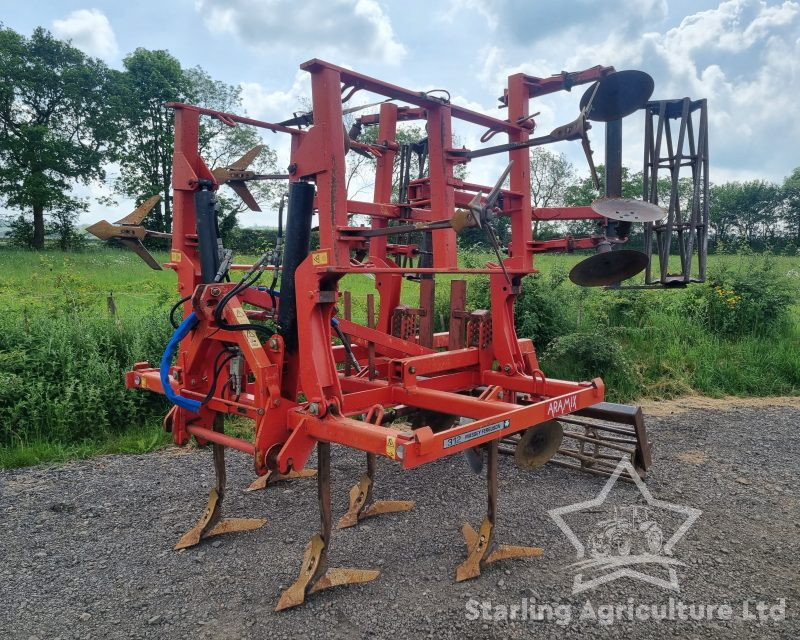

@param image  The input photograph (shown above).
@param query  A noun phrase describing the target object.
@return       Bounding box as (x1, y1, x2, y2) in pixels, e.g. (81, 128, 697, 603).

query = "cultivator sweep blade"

(456, 441, 544, 581)
(338, 407, 415, 529)
(212, 145, 290, 212)
(276, 443, 380, 611)
(337, 456, 415, 529)
(175, 417, 266, 550)
(86, 195, 170, 270)
(174, 487, 266, 550)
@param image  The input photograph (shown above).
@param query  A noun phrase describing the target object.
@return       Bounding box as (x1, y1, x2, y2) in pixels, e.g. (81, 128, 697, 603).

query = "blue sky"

(5, 0, 800, 225)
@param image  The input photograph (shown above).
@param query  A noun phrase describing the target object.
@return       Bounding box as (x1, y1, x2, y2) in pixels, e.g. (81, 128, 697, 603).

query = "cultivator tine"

(277, 442, 379, 611)
(246, 468, 316, 492)
(86, 195, 170, 270)
(337, 454, 414, 529)
(175, 416, 266, 550)
(456, 440, 543, 582)
(338, 406, 414, 529)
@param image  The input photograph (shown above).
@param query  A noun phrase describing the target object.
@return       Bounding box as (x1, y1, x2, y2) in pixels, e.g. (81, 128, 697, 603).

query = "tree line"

(0, 25, 279, 250)
(1, 25, 798, 254)
(525, 149, 800, 253)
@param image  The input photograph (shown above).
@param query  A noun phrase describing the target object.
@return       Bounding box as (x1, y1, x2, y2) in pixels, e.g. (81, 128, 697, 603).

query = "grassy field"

(0, 245, 798, 468)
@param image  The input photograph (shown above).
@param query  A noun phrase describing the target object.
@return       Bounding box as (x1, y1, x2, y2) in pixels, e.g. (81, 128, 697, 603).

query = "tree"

(112, 52, 279, 236)
(0, 27, 116, 248)
(736, 181, 780, 245)
(111, 48, 189, 233)
(782, 167, 800, 244)
(708, 183, 739, 245)
(710, 180, 781, 247)
(530, 148, 575, 209)
(530, 148, 576, 238)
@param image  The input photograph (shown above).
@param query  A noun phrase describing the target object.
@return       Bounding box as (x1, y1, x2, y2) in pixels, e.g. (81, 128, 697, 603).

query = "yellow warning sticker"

(385, 435, 396, 459)
(171, 250, 181, 263)
(311, 250, 329, 266)
(140, 376, 148, 389)
(244, 331, 261, 350)
(231, 307, 262, 349)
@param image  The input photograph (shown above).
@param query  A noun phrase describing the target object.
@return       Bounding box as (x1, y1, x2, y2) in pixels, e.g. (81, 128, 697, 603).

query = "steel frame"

(127, 59, 620, 477)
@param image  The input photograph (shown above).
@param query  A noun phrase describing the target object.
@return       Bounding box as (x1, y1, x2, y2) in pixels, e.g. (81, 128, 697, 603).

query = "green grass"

(0, 424, 171, 469)
(0, 244, 798, 469)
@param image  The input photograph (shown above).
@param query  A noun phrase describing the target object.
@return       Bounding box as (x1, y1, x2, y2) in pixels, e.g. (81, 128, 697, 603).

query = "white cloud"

(240, 71, 310, 121)
(195, 0, 406, 64)
(470, 1, 800, 182)
(438, 0, 499, 30)
(599, 0, 800, 178)
(52, 9, 118, 60)
(444, 0, 667, 41)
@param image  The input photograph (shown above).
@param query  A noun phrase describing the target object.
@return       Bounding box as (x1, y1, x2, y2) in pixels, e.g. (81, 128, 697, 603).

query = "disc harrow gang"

(88, 57, 707, 609)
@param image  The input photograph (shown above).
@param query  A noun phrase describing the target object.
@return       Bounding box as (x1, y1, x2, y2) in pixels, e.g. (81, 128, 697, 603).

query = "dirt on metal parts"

(1, 403, 798, 639)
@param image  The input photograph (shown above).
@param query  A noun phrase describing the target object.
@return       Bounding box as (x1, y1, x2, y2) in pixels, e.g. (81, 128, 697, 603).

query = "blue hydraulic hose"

(161, 287, 344, 414)
(160, 311, 202, 413)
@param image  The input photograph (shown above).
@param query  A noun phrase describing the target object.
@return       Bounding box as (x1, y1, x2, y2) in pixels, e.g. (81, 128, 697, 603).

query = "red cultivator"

(93, 58, 707, 609)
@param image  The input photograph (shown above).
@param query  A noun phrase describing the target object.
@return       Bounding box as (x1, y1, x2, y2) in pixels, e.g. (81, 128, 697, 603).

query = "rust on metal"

(277, 442, 379, 610)
(246, 468, 317, 492)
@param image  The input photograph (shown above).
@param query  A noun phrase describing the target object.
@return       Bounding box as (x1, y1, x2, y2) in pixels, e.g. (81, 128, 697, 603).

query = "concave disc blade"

(590, 197, 665, 222)
(569, 250, 648, 287)
(514, 420, 564, 470)
(580, 70, 654, 122)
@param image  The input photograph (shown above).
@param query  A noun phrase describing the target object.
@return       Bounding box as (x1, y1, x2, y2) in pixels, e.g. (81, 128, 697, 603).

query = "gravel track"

(1, 404, 798, 639)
